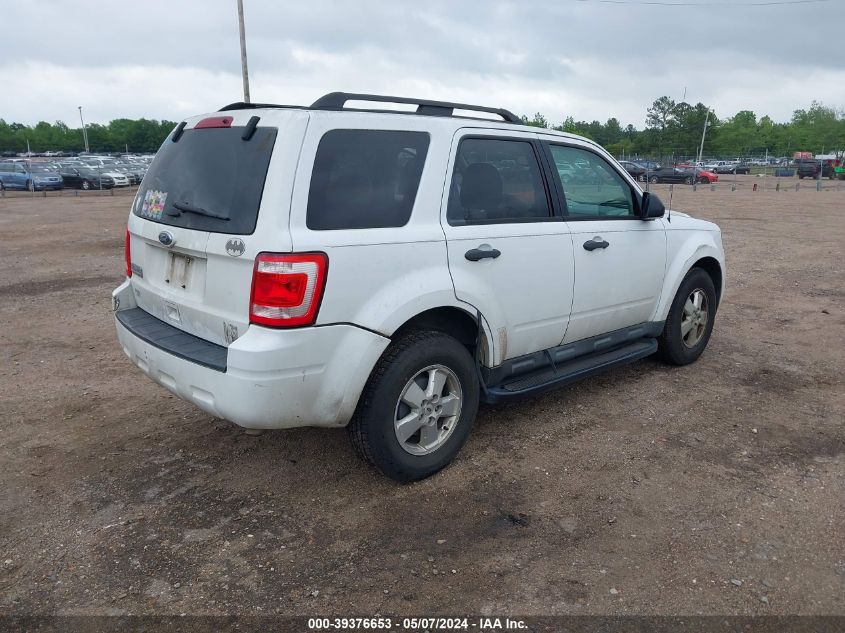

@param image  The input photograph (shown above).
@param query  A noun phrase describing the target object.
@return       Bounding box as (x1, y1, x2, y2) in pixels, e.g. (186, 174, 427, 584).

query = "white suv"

(113, 92, 725, 482)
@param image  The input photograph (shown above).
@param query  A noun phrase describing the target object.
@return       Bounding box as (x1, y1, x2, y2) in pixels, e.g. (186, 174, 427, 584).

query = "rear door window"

(446, 138, 552, 226)
(306, 129, 430, 230)
(133, 126, 277, 235)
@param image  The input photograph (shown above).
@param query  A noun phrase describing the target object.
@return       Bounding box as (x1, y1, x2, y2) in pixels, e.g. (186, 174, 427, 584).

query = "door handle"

(583, 238, 609, 251)
(465, 247, 501, 261)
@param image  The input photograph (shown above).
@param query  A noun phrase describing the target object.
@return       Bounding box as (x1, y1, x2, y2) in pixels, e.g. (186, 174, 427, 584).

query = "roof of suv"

(211, 91, 602, 151)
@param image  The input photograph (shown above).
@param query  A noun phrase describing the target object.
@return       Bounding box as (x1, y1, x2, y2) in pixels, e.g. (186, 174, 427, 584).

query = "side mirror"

(640, 191, 665, 219)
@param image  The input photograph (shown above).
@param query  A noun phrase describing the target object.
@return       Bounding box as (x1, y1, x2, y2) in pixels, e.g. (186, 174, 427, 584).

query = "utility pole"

(237, 0, 251, 103)
(696, 107, 711, 178)
(78, 106, 90, 153)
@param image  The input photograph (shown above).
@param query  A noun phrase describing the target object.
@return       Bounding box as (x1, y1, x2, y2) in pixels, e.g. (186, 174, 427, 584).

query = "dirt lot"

(1, 179, 843, 617)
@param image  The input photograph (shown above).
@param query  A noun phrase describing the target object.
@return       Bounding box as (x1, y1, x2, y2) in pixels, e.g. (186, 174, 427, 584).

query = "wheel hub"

(394, 365, 463, 456)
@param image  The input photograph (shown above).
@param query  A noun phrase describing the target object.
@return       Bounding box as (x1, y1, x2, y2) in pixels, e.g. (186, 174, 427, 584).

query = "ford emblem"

(158, 231, 175, 247)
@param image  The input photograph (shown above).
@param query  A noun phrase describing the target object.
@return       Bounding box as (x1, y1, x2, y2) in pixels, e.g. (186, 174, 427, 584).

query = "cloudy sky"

(1, 0, 843, 128)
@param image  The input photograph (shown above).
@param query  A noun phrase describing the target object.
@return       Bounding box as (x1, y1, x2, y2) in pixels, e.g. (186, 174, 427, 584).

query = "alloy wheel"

(681, 288, 709, 348)
(394, 365, 463, 456)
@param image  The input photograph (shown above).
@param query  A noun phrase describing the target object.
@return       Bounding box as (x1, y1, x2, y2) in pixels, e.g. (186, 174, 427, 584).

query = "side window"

(447, 138, 551, 225)
(548, 145, 635, 218)
(306, 129, 430, 231)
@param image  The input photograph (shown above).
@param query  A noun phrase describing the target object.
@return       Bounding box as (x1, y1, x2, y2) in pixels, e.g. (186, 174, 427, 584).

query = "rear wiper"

(170, 201, 230, 221)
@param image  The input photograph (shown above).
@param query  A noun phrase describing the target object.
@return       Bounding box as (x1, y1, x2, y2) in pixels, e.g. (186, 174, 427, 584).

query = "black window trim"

(446, 133, 564, 227)
(541, 140, 644, 222)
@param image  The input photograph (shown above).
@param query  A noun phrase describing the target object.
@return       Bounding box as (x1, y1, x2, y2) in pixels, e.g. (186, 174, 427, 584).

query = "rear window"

(133, 126, 277, 235)
(306, 130, 430, 230)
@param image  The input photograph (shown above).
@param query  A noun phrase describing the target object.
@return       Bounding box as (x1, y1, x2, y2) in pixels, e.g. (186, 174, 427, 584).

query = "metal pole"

(78, 106, 89, 153)
(237, 0, 251, 103)
(696, 108, 710, 170)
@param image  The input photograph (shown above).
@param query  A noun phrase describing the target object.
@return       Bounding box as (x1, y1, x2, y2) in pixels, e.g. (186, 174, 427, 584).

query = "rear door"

(440, 130, 575, 364)
(541, 139, 666, 343)
(127, 111, 308, 347)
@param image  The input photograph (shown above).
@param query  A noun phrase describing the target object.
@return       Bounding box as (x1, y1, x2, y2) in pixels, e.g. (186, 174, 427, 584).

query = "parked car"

(26, 163, 64, 190)
(619, 160, 647, 181)
(81, 162, 130, 187)
(693, 169, 719, 184)
(113, 92, 725, 481)
(646, 167, 699, 184)
(59, 166, 115, 190)
(0, 161, 62, 191)
(796, 159, 834, 179)
(714, 163, 750, 175)
(631, 159, 661, 172)
(0, 161, 31, 190)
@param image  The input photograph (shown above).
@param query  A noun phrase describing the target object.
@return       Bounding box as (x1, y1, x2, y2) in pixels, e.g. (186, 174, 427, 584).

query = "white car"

(102, 171, 130, 187)
(113, 92, 725, 481)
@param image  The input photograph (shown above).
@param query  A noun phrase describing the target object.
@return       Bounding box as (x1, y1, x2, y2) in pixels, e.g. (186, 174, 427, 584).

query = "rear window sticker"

(141, 190, 168, 220)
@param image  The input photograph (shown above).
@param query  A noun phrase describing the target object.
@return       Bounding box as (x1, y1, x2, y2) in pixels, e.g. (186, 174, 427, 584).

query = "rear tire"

(81, 180, 91, 190)
(649, 175, 659, 184)
(348, 330, 480, 482)
(657, 268, 717, 366)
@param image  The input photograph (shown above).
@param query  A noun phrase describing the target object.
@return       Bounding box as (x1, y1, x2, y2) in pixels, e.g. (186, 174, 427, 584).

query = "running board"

(482, 338, 658, 404)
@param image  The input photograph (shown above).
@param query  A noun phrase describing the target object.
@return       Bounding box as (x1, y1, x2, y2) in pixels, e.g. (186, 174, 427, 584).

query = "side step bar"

(482, 338, 657, 404)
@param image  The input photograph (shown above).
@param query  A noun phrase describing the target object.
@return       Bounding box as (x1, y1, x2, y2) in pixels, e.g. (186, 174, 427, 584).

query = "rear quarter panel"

(289, 113, 479, 338)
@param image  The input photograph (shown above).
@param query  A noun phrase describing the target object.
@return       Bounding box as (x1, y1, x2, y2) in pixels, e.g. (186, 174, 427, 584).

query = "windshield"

(132, 126, 277, 235)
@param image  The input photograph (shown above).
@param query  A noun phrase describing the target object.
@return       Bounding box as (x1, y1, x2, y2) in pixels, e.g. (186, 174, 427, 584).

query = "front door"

(441, 131, 575, 365)
(542, 140, 666, 344)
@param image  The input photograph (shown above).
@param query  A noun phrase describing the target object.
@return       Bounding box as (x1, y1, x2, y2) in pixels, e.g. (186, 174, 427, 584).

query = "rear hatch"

(126, 111, 306, 347)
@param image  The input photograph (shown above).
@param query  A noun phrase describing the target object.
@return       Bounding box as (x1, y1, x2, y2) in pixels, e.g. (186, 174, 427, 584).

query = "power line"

(572, 0, 830, 6)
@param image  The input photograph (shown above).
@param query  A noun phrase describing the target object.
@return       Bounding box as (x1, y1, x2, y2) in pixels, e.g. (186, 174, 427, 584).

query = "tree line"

(1, 97, 843, 158)
(0, 118, 177, 154)
(521, 98, 844, 160)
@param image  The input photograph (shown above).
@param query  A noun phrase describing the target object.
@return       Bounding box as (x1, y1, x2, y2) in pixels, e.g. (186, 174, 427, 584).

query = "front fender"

(653, 230, 725, 322)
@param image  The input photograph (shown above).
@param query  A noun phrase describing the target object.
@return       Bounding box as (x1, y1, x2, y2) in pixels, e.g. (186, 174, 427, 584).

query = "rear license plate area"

(165, 252, 193, 290)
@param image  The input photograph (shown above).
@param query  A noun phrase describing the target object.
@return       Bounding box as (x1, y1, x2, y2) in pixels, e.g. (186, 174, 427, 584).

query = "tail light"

(124, 228, 132, 278)
(249, 253, 328, 328)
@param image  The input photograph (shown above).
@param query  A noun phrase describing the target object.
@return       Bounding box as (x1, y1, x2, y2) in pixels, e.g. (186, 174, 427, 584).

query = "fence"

(641, 173, 844, 195)
(0, 185, 140, 199)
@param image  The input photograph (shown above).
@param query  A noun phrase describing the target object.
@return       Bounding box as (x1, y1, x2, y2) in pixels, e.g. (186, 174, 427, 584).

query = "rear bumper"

(112, 280, 390, 429)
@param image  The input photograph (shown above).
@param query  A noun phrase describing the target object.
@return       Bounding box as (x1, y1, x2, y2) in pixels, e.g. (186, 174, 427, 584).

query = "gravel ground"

(0, 178, 843, 616)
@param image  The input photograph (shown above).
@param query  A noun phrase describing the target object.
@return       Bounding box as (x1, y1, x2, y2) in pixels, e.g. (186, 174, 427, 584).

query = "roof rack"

(309, 92, 521, 124)
(218, 102, 303, 112)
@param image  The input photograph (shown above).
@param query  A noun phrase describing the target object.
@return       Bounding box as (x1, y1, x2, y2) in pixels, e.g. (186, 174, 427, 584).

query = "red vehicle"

(673, 163, 718, 184)
(695, 169, 719, 184)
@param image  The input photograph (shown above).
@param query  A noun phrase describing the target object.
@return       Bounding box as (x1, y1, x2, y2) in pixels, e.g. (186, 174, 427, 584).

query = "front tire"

(657, 268, 717, 366)
(649, 175, 659, 184)
(81, 180, 91, 190)
(348, 330, 480, 482)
